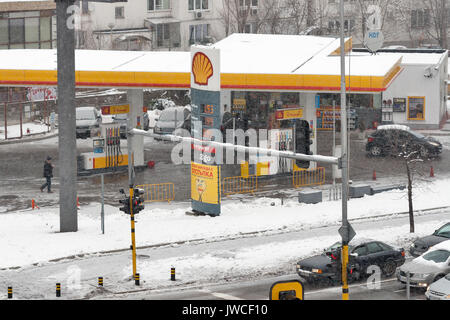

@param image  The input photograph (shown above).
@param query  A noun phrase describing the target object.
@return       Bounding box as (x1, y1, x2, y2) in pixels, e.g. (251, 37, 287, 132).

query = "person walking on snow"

(40, 156, 54, 193)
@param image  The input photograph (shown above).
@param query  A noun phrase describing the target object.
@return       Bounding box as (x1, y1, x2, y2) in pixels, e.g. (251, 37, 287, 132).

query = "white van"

(76, 107, 101, 138)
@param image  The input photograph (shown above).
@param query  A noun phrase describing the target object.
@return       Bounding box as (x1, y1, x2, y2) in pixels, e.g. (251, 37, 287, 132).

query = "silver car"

(396, 240, 450, 288)
(425, 274, 450, 300)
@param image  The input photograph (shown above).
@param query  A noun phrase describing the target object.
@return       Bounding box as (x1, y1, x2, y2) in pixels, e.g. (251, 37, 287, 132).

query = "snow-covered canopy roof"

(0, 33, 413, 92)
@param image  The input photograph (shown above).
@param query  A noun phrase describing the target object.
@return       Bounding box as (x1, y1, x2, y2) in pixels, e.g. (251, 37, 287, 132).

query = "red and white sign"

(190, 45, 221, 91)
(27, 87, 57, 101)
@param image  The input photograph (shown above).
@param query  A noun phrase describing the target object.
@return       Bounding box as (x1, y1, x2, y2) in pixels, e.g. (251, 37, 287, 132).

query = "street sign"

(338, 222, 356, 243)
(101, 104, 130, 115)
(364, 30, 384, 53)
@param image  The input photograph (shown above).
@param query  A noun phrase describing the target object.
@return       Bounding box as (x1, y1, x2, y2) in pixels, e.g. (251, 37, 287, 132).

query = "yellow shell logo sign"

(192, 52, 214, 86)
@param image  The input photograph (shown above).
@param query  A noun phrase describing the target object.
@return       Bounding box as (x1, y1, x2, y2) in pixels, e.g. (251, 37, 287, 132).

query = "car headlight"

(445, 294, 450, 300)
(312, 268, 323, 274)
(428, 142, 440, 147)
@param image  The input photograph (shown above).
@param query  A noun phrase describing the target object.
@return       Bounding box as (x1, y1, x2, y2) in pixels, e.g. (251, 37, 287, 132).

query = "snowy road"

(1, 208, 447, 300)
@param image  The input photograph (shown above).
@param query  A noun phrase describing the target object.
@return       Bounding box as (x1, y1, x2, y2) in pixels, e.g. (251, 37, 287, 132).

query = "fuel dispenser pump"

(78, 123, 128, 174)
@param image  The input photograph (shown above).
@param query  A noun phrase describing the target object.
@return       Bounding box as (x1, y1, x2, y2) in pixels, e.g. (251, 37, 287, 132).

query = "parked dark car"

(113, 112, 149, 139)
(366, 125, 442, 158)
(296, 238, 405, 284)
(410, 222, 450, 257)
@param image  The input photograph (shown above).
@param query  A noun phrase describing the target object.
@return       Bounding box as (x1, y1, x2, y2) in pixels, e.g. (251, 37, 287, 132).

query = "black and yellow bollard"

(171, 267, 176, 281)
(7, 286, 12, 299)
(56, 283, 61, 298)
(98, 277, 104, 287)
(134, 273, 140, 286)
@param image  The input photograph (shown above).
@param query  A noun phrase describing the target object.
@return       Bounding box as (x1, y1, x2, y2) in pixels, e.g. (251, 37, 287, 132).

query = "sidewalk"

(0, 122, 57, 145)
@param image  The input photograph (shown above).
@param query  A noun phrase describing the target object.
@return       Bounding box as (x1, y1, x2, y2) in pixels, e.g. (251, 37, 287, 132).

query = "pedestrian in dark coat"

(40, 156, 54, 193)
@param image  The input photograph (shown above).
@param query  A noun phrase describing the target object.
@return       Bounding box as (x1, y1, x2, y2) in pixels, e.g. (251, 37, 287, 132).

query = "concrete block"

(370, 184, 406, 195)
(298, 190, 323, 204)
(349, 185, 371, 198)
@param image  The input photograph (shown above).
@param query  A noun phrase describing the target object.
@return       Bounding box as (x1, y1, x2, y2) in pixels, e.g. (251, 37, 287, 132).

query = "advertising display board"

(190, 46, 222, 216)
(191, 162, 221, 215)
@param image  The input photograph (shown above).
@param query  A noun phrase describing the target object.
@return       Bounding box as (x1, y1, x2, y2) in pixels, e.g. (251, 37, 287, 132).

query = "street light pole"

(339, 0, 350, 301)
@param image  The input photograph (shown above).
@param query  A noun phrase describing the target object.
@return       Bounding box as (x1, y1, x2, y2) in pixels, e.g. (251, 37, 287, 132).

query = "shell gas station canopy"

(0, 33, 402, 92)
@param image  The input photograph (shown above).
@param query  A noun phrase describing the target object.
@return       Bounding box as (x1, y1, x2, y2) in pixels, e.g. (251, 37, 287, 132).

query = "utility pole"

(56, 0, 78, 232)
(339, 0, 351, 301)
(306, 0, 315, 28)
(441, 0, 448, 49)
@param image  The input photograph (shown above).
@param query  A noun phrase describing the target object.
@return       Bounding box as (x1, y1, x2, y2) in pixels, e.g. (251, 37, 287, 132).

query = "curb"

(0, 131, 58, 145)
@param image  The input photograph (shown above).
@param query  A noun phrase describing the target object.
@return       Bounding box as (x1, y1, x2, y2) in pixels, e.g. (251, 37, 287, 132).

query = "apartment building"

(77, 0, 230, 51)
(323, 0, 450, 49)
(0, 0, 56, 49)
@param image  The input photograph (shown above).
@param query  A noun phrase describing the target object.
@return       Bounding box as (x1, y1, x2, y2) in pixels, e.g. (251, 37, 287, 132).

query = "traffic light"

(295, 120, 313, 169)
(132, 188, 145, 214)
(119, 197, 130, 215)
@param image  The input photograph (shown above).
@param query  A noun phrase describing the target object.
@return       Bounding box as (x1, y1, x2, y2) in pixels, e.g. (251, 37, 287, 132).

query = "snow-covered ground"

(0, 122, 51, 140)
(1, 177, 450, 270)
(0, 174, 449, 299)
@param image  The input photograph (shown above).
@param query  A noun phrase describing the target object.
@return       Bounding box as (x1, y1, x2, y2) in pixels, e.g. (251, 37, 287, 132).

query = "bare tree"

(423, 0, 448, 48)
(219, 0, 285, 35)
(378, 129, 434, 233)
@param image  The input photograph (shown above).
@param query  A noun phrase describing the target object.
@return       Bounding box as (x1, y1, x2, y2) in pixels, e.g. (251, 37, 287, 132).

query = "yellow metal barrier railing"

(222, 175, 258, 196)
(136, 183, 175, 203)
(293, 167, 325, 188)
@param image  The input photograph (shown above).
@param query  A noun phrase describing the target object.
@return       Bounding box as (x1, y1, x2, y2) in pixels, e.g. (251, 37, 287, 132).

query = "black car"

(296, 238, 405, 284)
(365, 125, 442, 158)
(410, 222, 450, 257)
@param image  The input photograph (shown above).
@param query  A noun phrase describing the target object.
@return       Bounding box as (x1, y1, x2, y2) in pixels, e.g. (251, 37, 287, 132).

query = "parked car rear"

(154, 106, 191, 136)
(366, 124, 442, 158)
(76, 107, 101, 139)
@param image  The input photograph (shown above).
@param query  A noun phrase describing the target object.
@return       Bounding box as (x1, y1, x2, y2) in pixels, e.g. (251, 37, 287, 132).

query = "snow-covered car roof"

(377, 124, 410, 131)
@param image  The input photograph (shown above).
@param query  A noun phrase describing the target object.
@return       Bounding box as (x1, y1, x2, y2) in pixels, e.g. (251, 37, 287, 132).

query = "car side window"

(367, 242, 384, 254)
(352, 245, 368, 256)
(377, 242, 392, 252)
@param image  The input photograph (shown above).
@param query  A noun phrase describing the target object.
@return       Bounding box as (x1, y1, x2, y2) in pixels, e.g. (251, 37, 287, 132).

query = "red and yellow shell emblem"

(192, 52, 214, 86)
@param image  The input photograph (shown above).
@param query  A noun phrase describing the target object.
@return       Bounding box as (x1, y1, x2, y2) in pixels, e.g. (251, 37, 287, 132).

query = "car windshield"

(408, 130, 425, 139)
(76, 109, 95, 120)
(159, 109, 184, 121)
(422, 249, 450, 263)
(435, 224, 450, 238)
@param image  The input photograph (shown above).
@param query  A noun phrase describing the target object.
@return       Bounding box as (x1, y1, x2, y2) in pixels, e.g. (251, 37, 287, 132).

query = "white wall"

(82, 0, 226, 51)
(384, 58, 447, 130)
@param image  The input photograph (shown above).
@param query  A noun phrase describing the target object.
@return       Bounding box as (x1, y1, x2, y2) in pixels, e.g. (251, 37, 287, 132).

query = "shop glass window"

(0, 19, 8, 45)
(40, 17, 51, 42)
(407, 97, 425, 120)
(10, 18, 25, 44)
(25, 17, 39, 43)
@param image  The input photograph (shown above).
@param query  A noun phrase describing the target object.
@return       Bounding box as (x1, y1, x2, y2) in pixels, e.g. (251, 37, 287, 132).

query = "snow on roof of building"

(0, 33, 423, 91)
(211, 33, 340, 74)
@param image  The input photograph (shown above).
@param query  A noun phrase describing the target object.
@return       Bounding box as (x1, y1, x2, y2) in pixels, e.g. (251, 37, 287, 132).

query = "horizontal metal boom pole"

(130, 128, 339, 166)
